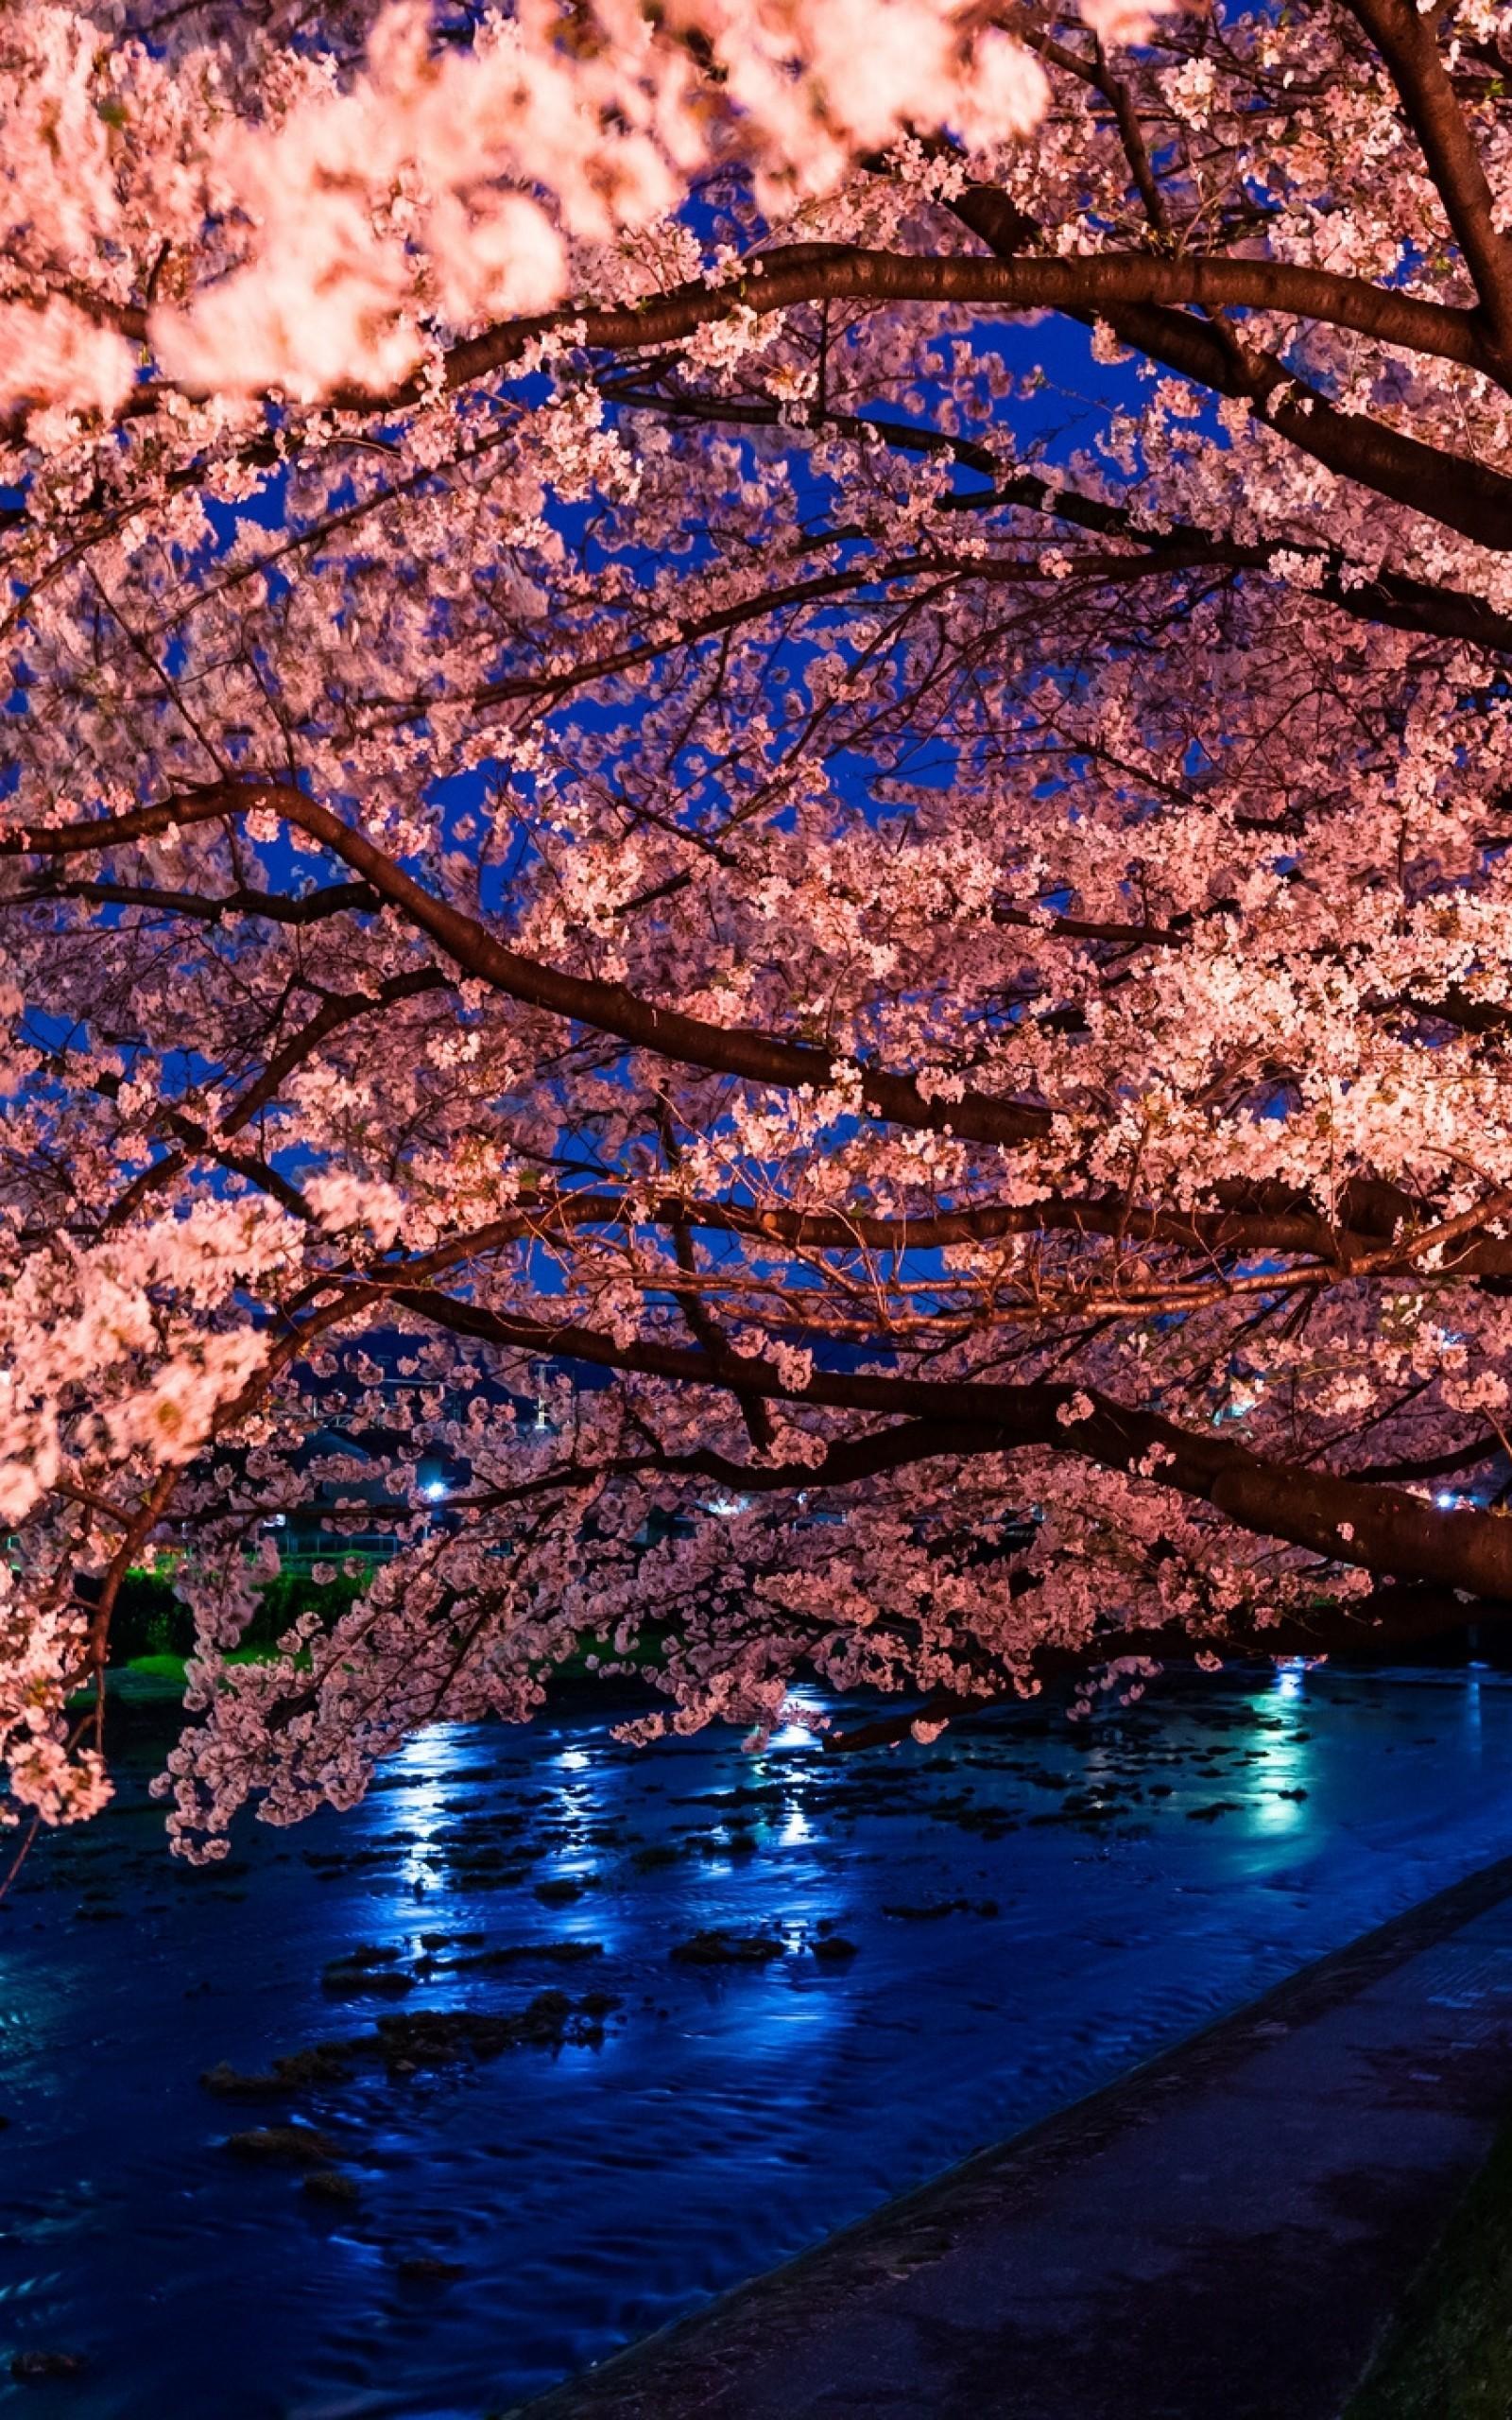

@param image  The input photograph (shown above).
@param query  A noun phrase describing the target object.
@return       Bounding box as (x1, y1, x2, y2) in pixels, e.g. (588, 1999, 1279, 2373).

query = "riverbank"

(1345, 2085, 1512, 2418)
(516, 1849, 1512, 2420)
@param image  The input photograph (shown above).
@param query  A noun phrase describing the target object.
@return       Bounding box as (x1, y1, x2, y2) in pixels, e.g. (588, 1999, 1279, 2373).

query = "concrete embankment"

(516, 1851, 1512, 2420)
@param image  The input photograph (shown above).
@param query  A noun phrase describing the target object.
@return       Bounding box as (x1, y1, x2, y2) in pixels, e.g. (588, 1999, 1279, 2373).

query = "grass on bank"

(122, 1650, 271, 1679)
(98, 1564, 656, 1702)
(105, 1562, 373, 1664)
(1346, 2098, 1512, 2419)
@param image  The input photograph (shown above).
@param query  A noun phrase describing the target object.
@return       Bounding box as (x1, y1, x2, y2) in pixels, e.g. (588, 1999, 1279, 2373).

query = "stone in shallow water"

(321, 1958, 416, 1998)
(670, 1929, 786, 1965)
(10, 2352, 87, 2383)
(200, 2061, 282, 2099)
(446, 1940, 604, 1972)
(354, 1989, 622, 2068)
(534, 1876, 593, 1906)
(200, 2042, 356, 2097)
(301, 2169, 360, 2205)
(881, 1898, 999, 1921)
(224, 2125, 342, 2167)
(272, 2044, 359, 2088)
(395, 2255, 466, 2283)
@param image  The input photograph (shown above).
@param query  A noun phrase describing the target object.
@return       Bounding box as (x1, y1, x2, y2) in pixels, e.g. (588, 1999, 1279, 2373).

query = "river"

(3, 1667, 1511, 2416)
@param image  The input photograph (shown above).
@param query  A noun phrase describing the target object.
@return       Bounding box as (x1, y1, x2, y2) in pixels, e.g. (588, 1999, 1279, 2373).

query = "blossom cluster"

(4, 0, 1512, 1853)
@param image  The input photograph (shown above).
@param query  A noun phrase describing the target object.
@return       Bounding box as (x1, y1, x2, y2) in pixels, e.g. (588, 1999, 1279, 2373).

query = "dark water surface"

(4, 1668, 1512, 2418)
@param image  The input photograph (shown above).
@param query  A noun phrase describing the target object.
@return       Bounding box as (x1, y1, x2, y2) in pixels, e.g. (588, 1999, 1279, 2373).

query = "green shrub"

(109, 1561, 373, 1665)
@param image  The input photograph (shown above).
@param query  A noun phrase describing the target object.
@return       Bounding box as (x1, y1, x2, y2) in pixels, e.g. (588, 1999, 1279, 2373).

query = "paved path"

(514, 1852, 1512, 2420)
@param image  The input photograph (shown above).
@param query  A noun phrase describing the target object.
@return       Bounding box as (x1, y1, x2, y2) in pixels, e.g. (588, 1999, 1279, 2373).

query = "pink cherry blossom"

(1, 0, 1511, 1858)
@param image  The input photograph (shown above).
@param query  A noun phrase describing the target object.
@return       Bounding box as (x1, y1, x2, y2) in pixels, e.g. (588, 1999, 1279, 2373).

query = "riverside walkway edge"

(513, 1849, 1512, 2420)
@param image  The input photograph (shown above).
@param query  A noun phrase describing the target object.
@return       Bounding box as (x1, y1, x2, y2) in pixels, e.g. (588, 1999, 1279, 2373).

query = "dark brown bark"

(384, 1287, 1512, 1604)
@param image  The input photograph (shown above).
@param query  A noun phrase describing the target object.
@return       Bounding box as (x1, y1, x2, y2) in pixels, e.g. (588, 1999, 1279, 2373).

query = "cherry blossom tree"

(6, 0, 1512, 1858)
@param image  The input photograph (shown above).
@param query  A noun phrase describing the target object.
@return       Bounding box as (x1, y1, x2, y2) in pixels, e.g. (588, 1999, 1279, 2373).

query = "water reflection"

(388, 1726, 474, 1896)
(2, 1670, 1512, 2418)
(1467, 1670, 1486, 1761)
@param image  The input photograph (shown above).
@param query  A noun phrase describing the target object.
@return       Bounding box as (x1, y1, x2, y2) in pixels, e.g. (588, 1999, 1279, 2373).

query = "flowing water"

(3, 1666, 1512, 2418)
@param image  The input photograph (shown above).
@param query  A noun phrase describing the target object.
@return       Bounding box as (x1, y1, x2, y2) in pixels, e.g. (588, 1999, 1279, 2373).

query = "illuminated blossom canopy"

(5, 0, 1512, 1856)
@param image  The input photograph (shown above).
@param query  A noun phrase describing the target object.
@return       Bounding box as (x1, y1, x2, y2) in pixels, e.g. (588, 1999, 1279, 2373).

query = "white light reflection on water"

(751, 1686, 826, 1849)
(387, 1723, 475, 1897)
(763, 1687, 829, 1754)
(1251, 1712, 1315, 1833)
(1466, 1669, 1485, 1762)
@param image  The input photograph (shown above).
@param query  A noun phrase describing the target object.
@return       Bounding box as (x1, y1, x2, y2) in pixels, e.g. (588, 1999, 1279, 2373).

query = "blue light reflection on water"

(2, 1667, 1511, 2418)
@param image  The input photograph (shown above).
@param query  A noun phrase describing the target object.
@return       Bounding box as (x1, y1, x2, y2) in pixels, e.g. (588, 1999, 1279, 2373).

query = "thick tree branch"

(1342, 0, 1512, 348)
(0, 784, 1054, 1149)
(385, 1288, 1512, 1603)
